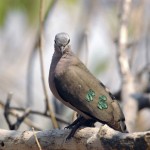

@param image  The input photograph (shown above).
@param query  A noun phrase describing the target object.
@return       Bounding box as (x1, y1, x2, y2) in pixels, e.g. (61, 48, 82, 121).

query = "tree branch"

(4, 93, 13, 129)
(26, 0, 58, 104)
(4, 93, 31, 130)
(39, 0, 58, 128)
(113, 91, 150, 111)
(117, 0, 138, 132)
(0, 126, 150, 150)
(0, 99, 69, 126)
(9, 106, 69, 125)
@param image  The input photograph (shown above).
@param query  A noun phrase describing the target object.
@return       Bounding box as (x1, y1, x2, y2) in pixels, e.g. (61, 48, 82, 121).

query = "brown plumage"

(49, 32, 127, 139)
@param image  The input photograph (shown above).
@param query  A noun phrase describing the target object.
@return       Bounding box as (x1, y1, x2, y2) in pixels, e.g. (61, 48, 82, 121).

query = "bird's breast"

(54, 57, 70, 78)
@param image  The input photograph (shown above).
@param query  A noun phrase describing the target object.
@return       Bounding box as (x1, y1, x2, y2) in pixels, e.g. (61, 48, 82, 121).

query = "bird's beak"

(60, 46, 64, 54)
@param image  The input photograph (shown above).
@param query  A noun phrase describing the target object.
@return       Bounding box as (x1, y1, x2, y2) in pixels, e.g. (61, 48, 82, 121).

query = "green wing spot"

(97, 95, 108, 110)
(86, 89, 95, 102)
(99, 95, 107, 101)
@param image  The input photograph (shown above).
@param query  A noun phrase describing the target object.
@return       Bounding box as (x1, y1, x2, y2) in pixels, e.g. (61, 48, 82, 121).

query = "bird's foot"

(66, 120, 84, 140)
(66, 117, 87, 141)
(84, 119, 95, 127)
(66, 127, 77, 140)
(64, 116, 84, 129)
(65, 124, 74, 129)
(66, 118, 95, 140)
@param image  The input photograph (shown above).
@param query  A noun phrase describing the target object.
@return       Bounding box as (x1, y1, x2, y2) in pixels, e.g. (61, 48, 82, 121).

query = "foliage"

(0, 0, 40, 26)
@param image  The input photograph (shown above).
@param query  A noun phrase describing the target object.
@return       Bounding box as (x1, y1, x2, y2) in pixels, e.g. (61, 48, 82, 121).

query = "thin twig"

(4, 93, 31, 130)
(4, 93, 13, 129)
(25, 118, 42, 130)
(0, 99, 69, 124)
(75, 0, 93, 56)
(32, 127, 42, 150)
(8, 110, 42, 130)
(26, 0, 58, 103)
(9, 106, 69, 124)
(137, 64, 150, 77)
(39, 0, 48, 115)
(11, 108, 31, 130)
(39, 0, 58, 128)
(0, 95, 41, 130)
(84, 31, 89, 66)
(44, 0, 58, 21)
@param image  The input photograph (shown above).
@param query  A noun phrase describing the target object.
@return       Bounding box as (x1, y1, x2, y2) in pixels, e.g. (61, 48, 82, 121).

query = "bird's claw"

(66, 134, 72, 141)
(64, 124, 74, 130)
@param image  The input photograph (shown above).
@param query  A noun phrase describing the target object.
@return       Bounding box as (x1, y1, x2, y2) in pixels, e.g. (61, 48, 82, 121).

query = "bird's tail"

(111, 100, 128, 133)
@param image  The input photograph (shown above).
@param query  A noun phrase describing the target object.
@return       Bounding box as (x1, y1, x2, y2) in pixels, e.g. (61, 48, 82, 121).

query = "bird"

(49, 32, 127, 140)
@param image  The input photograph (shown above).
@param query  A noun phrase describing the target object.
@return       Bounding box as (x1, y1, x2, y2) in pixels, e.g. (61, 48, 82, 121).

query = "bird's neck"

(49, 51, 62, 92)
(50, 51, 62, 71)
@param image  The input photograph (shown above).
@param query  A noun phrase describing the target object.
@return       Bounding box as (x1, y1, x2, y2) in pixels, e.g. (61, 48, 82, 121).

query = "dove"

(49, 32, 127, 139)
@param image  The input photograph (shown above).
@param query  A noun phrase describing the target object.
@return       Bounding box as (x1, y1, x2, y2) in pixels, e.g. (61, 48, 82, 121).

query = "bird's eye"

(54, 40, 57, 44)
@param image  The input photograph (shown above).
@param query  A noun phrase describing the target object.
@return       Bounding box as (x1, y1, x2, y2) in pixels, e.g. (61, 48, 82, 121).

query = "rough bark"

(0, 126, 150, 150)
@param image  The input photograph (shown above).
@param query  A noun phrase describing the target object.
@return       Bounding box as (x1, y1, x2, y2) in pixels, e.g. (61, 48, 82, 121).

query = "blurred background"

(0, 0, 150, 131)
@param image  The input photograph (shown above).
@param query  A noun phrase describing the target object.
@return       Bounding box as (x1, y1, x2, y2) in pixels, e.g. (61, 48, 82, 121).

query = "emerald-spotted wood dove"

(49, 32, 127, 139)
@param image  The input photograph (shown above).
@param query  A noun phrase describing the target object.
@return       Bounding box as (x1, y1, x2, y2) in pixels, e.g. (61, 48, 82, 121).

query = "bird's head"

(54, 32, 70, 54)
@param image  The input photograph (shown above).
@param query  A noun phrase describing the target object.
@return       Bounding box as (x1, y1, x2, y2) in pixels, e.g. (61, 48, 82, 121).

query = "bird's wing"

(54, 63, 118, 124)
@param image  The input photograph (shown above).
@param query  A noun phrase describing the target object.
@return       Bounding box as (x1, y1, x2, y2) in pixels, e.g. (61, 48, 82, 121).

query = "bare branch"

(39, 0, 58, 128)
(11, 108, 31, 130)
(116, 0, 138, 132)
(134, 93, 150, 110)
(9, 106, 69, 125)
(137, 64, 150, 78)
(0, 99, 69, 125)
(0, 126, 150, 150)
(4, 93, 31, 130)
(114, 91, 150, 111)
(26, 0, 58, 103)
(7, 110, 42, 130)
(117, 0, 132, 77)
(4, 93, 13, 129)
